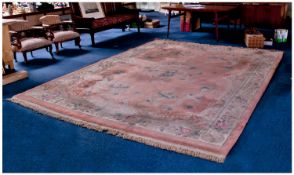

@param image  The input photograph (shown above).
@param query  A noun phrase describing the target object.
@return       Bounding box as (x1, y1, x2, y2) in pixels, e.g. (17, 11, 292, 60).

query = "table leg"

(2, 61, 5, 74)
(215, 12, 219, 41)
(167, 10, 171, 38)
(184, 11, 187, 32)
(8, 60, 15, 70)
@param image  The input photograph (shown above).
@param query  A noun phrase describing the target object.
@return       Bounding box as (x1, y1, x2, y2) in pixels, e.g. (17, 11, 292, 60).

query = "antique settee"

(70, 3, 140, 46)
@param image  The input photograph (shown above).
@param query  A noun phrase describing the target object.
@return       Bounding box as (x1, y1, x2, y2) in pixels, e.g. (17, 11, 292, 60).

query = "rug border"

(11, 95, 226, 163)
(220, 51, 283, 154)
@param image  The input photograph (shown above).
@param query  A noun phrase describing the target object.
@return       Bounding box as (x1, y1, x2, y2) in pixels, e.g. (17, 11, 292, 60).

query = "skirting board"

(3, 70, 28, 85)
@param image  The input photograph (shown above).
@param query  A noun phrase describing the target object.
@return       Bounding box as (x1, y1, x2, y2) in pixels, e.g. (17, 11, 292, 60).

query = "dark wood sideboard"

(200, 2, 289, 28)
(241, 3, 289, 28)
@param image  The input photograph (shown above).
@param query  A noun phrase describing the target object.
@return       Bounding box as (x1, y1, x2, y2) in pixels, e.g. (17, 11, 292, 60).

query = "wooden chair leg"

(75, 37, 82, 49)
(136, 20, 141, 33)
(54, 43, 59, 53)
(13, 52, 17, 62)
(48, 46, 55, 60)
(90, 32, 95, 46)
(22, 52, 28, 64)
(122, 24, 126, 32)
(60, 42, 63, 48)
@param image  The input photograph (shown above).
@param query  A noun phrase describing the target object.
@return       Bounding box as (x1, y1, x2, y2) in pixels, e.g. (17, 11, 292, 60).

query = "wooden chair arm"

(11, 27, 48, 41)
(10, 32, 22, 49)
(41, 26, 54, 40)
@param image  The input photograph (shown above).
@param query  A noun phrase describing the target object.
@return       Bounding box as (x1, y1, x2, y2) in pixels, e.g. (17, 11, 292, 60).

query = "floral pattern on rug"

(13, 40, 283, 161)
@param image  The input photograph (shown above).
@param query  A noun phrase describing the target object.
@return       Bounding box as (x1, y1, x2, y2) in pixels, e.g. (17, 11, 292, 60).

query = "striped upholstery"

(26, 14, 43, 26)
(39, 15, 62, 26)
(9, 21, 32, 32)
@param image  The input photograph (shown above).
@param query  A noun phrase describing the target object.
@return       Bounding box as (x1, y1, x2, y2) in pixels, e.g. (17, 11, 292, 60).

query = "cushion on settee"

(91, 17, 117, 29)
(91, 13, 138, 29)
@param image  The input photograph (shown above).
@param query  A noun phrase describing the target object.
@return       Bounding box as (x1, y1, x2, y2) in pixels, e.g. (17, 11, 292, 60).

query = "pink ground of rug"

(11, 40, 283, 162)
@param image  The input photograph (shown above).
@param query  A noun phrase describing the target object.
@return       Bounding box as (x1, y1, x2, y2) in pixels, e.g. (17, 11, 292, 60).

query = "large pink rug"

(11, 40, 283, 162)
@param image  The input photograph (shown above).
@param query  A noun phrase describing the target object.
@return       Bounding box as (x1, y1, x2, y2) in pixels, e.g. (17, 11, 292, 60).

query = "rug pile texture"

(11, 40, 283, 162)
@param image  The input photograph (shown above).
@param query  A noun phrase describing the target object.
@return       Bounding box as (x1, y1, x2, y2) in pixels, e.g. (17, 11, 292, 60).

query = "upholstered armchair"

(9, 21, 54, 63)
(39, 15, 81, 53)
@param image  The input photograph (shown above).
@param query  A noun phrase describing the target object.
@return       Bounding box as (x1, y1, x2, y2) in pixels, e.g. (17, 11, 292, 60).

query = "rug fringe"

(9, 97, 225, 163)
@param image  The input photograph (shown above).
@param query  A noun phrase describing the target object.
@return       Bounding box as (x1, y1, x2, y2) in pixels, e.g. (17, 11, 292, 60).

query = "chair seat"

(53, 31, 80, 43)
(12, 37, 52, 52)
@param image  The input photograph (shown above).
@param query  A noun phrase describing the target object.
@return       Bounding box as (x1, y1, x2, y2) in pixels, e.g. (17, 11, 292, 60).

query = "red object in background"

(180, 15, 192, 32)
(185, 21, 191, 32)
(180, 16, 185, 32)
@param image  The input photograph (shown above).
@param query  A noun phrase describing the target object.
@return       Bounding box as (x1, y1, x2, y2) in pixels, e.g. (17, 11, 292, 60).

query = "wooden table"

(161, 4, 238, 40)
(2, 19, 28, 85)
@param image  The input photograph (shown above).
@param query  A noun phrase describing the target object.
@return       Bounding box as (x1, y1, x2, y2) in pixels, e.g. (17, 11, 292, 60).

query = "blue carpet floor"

(3, 12, 291, 172)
